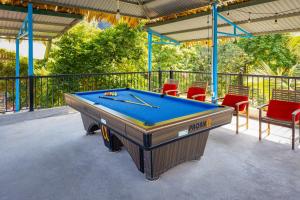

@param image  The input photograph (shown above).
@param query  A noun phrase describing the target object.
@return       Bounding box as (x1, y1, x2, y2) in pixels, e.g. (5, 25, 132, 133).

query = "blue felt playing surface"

(75, 88, 219, 125)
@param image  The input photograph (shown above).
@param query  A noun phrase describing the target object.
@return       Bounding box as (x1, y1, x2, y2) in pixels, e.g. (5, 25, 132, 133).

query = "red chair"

(214, 85, 249, 134)
(258, 89, 300, 150)
(186, 81, 208, 102)
(154, 79, 179, 96)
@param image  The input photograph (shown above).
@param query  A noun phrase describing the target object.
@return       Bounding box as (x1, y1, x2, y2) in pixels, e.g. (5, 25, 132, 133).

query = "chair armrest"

(292, 109, 300, 117)
(235, 100, 249, 113)
(257, 104, 269, 110)
(235, 100, 249, 106)
(152, 88, 162, 92)
(211, 97, 224, 104)
(191, 94, 206, 99)
(258, 104, 268, 119)
(292, 109, 300, 123)
(165, 90, 179, 95)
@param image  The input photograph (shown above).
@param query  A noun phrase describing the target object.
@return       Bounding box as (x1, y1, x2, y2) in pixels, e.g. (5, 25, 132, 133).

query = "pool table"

(64, 88, 233, 180)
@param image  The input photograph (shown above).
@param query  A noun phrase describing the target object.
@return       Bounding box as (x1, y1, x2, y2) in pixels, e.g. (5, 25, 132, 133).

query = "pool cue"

(99, 96, 156, 108)
(129, 93, 160, 108)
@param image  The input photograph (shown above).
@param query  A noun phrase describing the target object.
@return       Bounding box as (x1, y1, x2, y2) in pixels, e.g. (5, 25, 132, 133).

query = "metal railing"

(1, 70, 300, 113)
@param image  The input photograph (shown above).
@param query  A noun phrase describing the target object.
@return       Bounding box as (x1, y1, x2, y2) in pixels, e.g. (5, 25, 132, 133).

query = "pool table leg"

(143, 131, 209, 181)
(143, 150, 160, 181)
(80, 113, 99, 135)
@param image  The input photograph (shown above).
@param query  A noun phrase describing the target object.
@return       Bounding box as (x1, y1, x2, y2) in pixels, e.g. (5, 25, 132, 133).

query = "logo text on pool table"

(188, 119, 212, 133)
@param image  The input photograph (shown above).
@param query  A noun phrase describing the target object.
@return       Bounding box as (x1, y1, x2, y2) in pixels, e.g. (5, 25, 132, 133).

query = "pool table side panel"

(65, 93, 145, 145)
(65, 93, 233, 149)
(150, 108, 233, 146)
(144, 131, 209, 180)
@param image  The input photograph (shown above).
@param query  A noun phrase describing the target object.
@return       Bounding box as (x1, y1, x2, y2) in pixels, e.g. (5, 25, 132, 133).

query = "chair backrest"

(162, 79, 179, 96)
(228, 85, 249, 97)
(272, 89, 300, 103)
(222, 85, 249, 111)
(190, 81, 208, 89)
(165, 79, 178, 86)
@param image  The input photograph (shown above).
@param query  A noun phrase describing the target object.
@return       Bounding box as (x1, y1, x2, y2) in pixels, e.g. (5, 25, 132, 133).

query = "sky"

(0, 39, 46, 59)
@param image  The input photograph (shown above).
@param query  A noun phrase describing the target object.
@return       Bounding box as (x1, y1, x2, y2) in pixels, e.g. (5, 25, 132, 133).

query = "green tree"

(218, 42, 251, 73)
(47, 22, 147, 74)
(47, 22, 101, 74)
(238, 34, 297, 72)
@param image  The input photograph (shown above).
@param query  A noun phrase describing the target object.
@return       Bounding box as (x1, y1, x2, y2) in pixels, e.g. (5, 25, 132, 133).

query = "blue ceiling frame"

(147, 1, 253, 101)
(147, 28, 179, 90)
(15, 3, 34, 112)
(211, 2, 252, 101)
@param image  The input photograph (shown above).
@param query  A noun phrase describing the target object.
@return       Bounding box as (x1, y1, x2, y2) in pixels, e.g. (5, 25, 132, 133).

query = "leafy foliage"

(1, 22, 300, 78)
(238, 34, 297, 72)
(0, 49, 29, 77)
(47, 22, 147, 74)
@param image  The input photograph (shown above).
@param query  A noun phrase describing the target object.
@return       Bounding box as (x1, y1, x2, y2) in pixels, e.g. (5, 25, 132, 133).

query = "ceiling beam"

(0, 33, 53, 40)
(0, 17, 72, 27)
(178, 25, 300, 43)
(55, 19, 81, 39)
(253, 27, 300, 36)
(0, 26, 62, 34)
(137, 0, 151, 19)
(143, 0, 156, 4)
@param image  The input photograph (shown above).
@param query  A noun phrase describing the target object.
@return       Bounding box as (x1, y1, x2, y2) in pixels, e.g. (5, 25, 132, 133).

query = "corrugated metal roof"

(30, 0, 212, 19)
(1, 0, 299, 42)
(146, 0, 300, 42)
(0, 3, 82, 40)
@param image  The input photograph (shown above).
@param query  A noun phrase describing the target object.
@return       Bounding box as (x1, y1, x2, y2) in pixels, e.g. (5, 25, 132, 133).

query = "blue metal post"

(15, 39, 20, 112)
(28, 3, 34, 111)
(148, 30, 153, 91)
(212, 2, 218, 102)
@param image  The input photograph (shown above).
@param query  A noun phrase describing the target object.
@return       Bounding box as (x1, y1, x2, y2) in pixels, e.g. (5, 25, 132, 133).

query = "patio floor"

(0, 108, 300, 200)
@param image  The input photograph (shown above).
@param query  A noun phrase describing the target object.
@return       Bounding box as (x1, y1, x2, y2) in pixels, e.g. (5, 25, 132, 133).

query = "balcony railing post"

(169, 67, 174, 79)
(158, 68, 162, 89)
(238, 72, 243, 85)
(148, 71, 152, 91)
(29, 76, 34, 111)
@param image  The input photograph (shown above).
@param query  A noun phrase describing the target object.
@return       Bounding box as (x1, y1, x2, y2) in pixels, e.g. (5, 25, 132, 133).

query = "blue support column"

(15, 39, 20, 112)
(212, 2, 218, 102)
(148, 30, 153, 91)
(28, 3, 34, 111)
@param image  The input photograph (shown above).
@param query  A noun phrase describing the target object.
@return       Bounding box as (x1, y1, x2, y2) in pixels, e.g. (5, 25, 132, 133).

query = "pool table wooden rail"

(65, 93, 233, 148)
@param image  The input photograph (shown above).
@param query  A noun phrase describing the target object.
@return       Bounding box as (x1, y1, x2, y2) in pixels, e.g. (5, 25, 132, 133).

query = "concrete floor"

(0, 109, 300, 200)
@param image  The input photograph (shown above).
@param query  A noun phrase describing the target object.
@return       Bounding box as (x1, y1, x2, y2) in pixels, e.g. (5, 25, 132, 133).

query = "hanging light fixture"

(274, 13, 278, 24)
(248, 12, 251, 23)
(116, 0, 121, 21)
